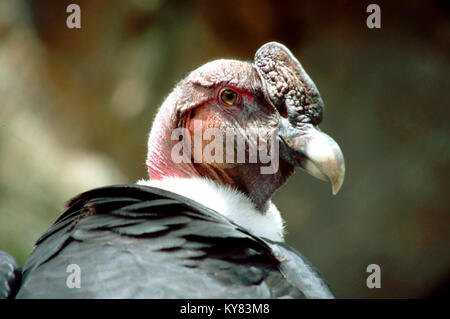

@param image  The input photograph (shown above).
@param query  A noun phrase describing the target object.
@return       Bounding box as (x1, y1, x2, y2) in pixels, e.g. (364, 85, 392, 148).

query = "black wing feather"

(16, 184, 332, 298)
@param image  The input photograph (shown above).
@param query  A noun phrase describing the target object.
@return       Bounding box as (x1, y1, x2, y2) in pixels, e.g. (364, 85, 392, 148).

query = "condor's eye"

(219, 89, 238, 106)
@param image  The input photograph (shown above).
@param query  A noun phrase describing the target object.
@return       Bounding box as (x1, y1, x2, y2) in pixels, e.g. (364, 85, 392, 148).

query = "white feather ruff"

(137, 177, 285, 242)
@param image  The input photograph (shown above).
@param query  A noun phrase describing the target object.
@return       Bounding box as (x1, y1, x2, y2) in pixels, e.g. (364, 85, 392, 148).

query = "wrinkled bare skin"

(146, 42, 345, 211)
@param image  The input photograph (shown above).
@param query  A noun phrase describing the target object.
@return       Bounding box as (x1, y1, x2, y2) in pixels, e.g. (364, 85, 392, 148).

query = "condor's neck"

(147, 146, 294, 211)
(146, 113, 295, 211)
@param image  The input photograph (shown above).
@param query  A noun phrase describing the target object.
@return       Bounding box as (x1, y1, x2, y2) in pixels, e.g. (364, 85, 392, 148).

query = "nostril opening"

(276, 103, 288, 118)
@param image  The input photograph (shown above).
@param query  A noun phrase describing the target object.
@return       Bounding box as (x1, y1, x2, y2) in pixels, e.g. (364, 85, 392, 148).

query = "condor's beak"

(254, 41, 345, 194)
(279, 121, 345, 195)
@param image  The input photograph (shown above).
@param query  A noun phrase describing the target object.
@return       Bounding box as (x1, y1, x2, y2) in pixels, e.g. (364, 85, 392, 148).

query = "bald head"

(146, 42, 345, 210)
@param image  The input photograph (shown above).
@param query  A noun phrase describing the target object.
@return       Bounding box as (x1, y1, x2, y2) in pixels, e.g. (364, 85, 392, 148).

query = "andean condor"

(0, 42, 345, 299)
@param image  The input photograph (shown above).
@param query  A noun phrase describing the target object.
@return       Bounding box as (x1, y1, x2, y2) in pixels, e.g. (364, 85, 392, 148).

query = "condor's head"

(145, 42, 345, 212)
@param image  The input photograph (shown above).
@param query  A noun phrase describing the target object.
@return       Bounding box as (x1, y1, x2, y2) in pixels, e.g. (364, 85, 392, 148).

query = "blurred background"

(0, 0, 448, 298)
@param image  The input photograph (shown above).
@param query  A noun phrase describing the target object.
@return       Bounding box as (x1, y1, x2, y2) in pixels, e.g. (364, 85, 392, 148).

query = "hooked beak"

(254, 41, 345, 195)
(279, 121, 345, 195)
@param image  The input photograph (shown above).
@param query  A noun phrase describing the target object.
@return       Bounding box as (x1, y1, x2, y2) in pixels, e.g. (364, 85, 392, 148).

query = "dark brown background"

(0, 0, 448, 298)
